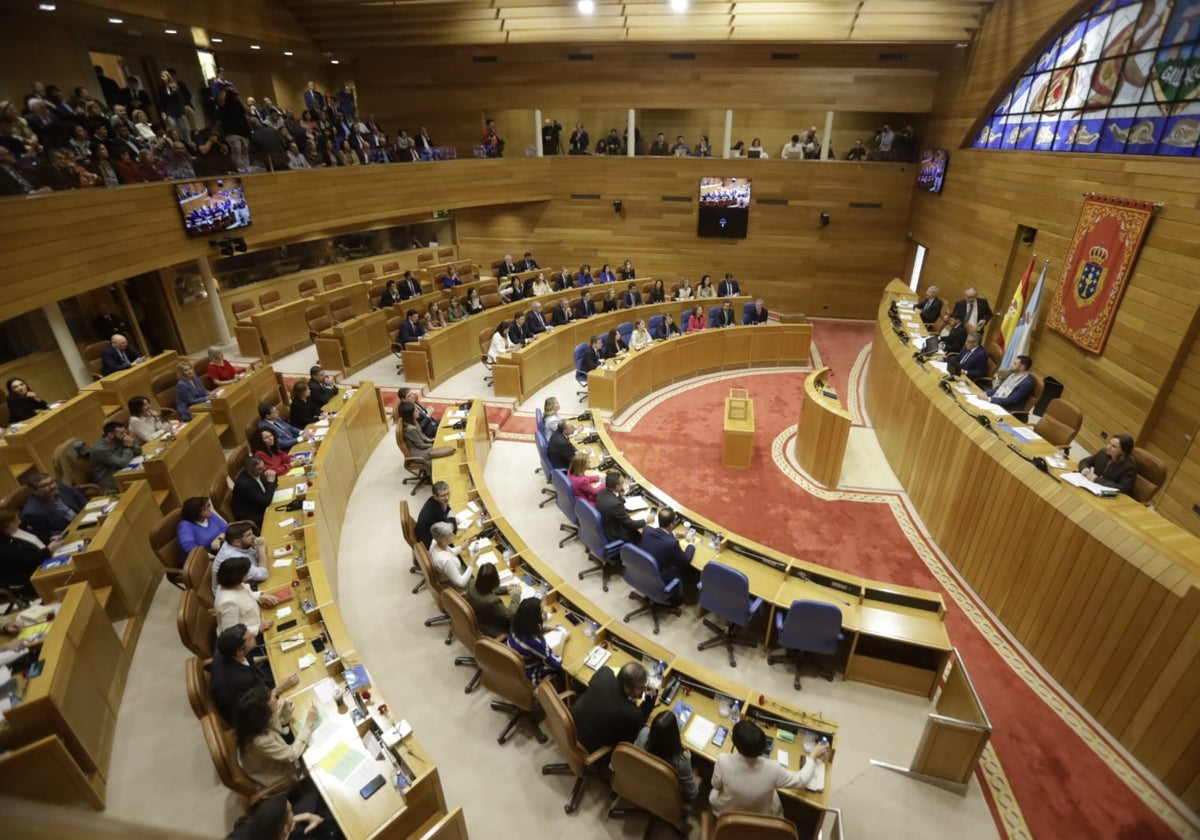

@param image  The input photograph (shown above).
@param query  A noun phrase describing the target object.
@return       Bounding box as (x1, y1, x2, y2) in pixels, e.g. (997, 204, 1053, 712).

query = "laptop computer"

(748, 149, 762, 159)
(920, 335, 938, 354)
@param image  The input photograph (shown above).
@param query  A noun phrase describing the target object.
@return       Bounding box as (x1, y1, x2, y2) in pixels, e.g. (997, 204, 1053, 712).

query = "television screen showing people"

(697, 176, 751, 239)
(916, 150, 949, 194)
(176, 178, 252, 236)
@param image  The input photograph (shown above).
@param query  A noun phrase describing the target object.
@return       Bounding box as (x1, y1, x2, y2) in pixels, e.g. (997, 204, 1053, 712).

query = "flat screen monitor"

(698, 176, 750, 238)
(916, 149, 949, 194)
(175, 178, 251, 236)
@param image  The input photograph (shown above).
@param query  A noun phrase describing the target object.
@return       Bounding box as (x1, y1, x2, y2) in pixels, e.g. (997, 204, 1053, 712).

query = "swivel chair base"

(623, 591, 681, 635)
(606, 800, 688, 839)
(579, 555, 619, 592)
(454, 654, 481, 693)
(488, 700, 548, 745)
(766, 646, 836, 690)
(559, 522, 579, 547)
(541, 763, 590, 814)
(540, 485, 557, 508)
(697, 617, 758, 668)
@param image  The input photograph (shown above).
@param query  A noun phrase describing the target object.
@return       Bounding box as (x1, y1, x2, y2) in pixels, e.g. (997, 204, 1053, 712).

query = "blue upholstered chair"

(681, 310, 693, 332)
(575, 498, 624, 592)
(767, 600, 845, 690)
(619, 544, 681, 635)
(741, 301, 757, 324)
(708, 305, 723, 328)
(535, 407, 545, 435)
(617, 321, 633, 346)
(550, 469, 580, 547)
(534, 428, 557, 508)
(572, 342, 590, 400)
(647, 315, 664, 337)
(696, 562, 764, 668)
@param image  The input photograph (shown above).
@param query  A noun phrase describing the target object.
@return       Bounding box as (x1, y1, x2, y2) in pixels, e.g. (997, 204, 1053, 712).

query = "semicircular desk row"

(868, 279, 1200, 806)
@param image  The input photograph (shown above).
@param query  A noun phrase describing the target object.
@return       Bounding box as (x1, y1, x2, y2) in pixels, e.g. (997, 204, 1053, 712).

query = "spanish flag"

(997, 257, 1035, 353)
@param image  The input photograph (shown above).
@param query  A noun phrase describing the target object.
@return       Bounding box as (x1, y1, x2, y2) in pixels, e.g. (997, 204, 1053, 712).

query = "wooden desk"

(722, 394, 755, 469)
(587, 322, 811, 416)
(315, 310, 393, 377)
(31, 480, 162, 625)
(113, 413, 225, 513)
(795, 367, 851, 486)
(243, 300, 312, 362)
(315, 283, 371, 319)
(0, 583, 128, 809)
(0, 390, 106, 480)
(867, 279, 1200, 800)
(90, 351, 180, 410)
(194, 363, 283, 447)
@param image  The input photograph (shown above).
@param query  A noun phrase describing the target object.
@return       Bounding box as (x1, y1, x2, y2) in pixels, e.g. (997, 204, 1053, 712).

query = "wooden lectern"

(722, 390, 754, 468)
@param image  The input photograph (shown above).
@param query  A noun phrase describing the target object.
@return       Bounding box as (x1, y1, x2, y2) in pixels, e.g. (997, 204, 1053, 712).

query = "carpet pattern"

(607, 366, 1193, 840)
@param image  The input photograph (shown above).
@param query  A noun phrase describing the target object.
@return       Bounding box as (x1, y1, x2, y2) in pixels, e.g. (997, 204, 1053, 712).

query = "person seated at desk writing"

(622, 282, 644, 309)
(951, 287, 992, 331)
(287, 381, 319, 430)
(1079, 434, 1138, 496)
(215, 554, 278, 636)
(744, 299, 769, 325)
(92, 421, 142, 490)
(602, 328, 627, 360)
(307, 366, 338, 407)
(5, 378, 49, 423)
(629, 319, 653, 351)
(446, 294, 467, 323)
(576, 291, 597, 319)
(487, 320, 514, 363)
(939, 313, 966, 354)
(509, 312, 535, 347)
(913, 285, 942, 325)
(441, 265, 463, 289)
(547, 419, 578, 471)
(397, 270, 423, 300)
(954, 333, 989, 383)
(572, 661, 656, 754)
(674, 277, 694, 301)
(464, 288, 485, 316)
(100, 332, 143, 375)
(530, 273, 553, 297)
(211, 623, 298, 725)
(231, 458, 277, 530)
(506, 596, 564, 684)
(177, 495, 228, 561)
(251, 428, 293, 476)
(20, 472, 85, 543)
(600, 287, 620, 313)
(641, 507, 695, 586)
(568, 452, 602, 504)
(597, 264, 618, 285)
(710, 720, 829, 818)
(235, 685, 318, 790)
(399, 308, 426, 347)
(658, 313, 682, 339)
(687, 304, 707, 333)
(597, 471, 644, 544)
(258, 404, 305, 452)
(466, 561, 520, 638)
(0, 507, 62, 600)
(429, 521, 470, 590)
(206, 346, 245, 385)
(416, 481, 456, 548)
(984, 355, 1035, 411)
(175, 361, 210, 421)
(399, 387, 439, 438)
(636, 711, 700, 802)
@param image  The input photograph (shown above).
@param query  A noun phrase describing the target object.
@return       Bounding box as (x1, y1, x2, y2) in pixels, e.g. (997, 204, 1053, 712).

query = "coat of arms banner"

(1045, 194, 1156, 354)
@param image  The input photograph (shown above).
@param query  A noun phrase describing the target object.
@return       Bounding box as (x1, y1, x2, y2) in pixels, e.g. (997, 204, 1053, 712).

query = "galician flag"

(1000, 260, 1049, 373)
(997, 257, 1034, 353)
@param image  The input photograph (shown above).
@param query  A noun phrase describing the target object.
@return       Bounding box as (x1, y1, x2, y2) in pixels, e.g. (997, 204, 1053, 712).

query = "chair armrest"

(77, 483, 105, 498)
(248, 778, 292, 807)
(556, 689, 577, 705)
(582, 744, 613, 769)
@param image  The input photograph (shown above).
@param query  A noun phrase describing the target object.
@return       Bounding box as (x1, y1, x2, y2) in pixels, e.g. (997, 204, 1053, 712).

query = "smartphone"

(311, 637, 326, 653)
(27, 659, 46, 679)
(276, 619, 298, 632)
(359, 774, 386, 800)
(712, 726, 729, 747)
(564, 612, 582, 626)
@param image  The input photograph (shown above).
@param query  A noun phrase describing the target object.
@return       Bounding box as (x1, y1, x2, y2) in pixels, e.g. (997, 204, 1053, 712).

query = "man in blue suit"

(955, 333, 989, 383)
(986, 355, 1036, 411)
(718, 273, 740, 296)
(742, 299, 769, 325)
(21, 472, 87, 542)
(622, 282, 643, 309)
(398, 309, 426, 347)
(714, 299, 737, 328)
(100, 333, 143, 375)
(640, 508, 695, 584)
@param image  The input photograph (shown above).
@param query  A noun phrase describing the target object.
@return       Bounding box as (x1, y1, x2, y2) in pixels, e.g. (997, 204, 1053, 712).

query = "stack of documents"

(684, 715, 717, 750)
(964, 396, 1010, 416)
(583, 645, 611, 670)
(1061, 472, 1120, 496)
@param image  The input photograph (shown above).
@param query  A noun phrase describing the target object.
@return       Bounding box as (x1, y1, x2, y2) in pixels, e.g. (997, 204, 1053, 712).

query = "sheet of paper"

(474, 550, 500, 570)
(54, 539, 85, 557)
(315, 742, 367, 781)
(275, 606, 293, 620)
(777, 749, 790, 766)
(272, 557, 293, 568)
(297, 653, 316, 670)
(455, 510, 476, 529)
(313, 677, 337, 703)
(273, 487, 295, 503)
(1061, 472, 1120, 496)
(806, 760, 826, 791)
(684, 715, 716, 750)
(543, 627, 568, 649)
(623, 495, 650, 512)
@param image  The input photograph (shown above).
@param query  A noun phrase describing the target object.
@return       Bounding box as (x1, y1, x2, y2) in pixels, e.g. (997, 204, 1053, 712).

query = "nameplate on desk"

(279, 634, 305, 652)
(53, 539, 85, 557)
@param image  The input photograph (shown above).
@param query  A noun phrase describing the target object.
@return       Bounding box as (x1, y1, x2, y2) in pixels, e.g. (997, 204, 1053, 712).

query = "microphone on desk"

(1005, 442, 1059, 482)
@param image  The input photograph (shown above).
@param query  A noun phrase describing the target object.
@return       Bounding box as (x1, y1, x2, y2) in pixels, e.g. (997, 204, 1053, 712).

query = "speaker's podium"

(722, 389, 754, 469)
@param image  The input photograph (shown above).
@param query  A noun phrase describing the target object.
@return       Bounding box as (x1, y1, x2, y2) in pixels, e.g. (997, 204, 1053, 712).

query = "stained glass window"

(974, 0, 1200, 156)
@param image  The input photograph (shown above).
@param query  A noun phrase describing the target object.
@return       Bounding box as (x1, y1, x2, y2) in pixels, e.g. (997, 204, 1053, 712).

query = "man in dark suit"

(742, 299, 769, 324)
(640, 508, 695, 583)
(308, 366, 338, 407)
(518, 251, 539, 271)
(950, 287, 993, 331)
(986, 355, 1036, 411)
(526, 301, 549, 335)
(575, 290, 596, 319)
(497, 254, 519, 277)
(547, 420, 577, 470)
(955, 334, 989, 383)
(398, 387, 438, 437)
(210, 624, 299, 724)
(398, 309, 426, 347)
(100, 333, 143, 375)
(508, 312, 535, 347)
(231, 457, 277, 530)
(553, 267, 574, 291)
(571, 661, 656, 753)
(940, 313, 966, 354)
(914, 285, 943, 325)
(715, 299, 736, 328)
(552, 298, 575, 327)
(397, 271, 423, 300)
(579, 335, 603, 375)
(415, 481, 456, 548)
(622, 282, 643, 309)
(21, 472, 86, 542)
(303, 82, 324, 116)
(596, 471, 643, 544)
(718, 273, 741, 296)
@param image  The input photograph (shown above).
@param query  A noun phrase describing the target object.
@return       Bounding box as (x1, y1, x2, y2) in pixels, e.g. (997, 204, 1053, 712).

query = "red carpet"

(608, 370, 1181, 840)
(808, 319, 875, 420)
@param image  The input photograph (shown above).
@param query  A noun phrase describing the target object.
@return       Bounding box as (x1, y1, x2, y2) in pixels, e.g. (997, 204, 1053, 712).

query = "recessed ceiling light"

(577, 0, 594, 14)
(250, 44, 261, 50)
(108, 17, 123, 24)
(283, 51, 293, 56)
(211, 37, 223, 43)
(38, 2, 56, 9)
(670, 0, 687, 11)
(330, 59, 340, 65)
(165, 28, 178, 34)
